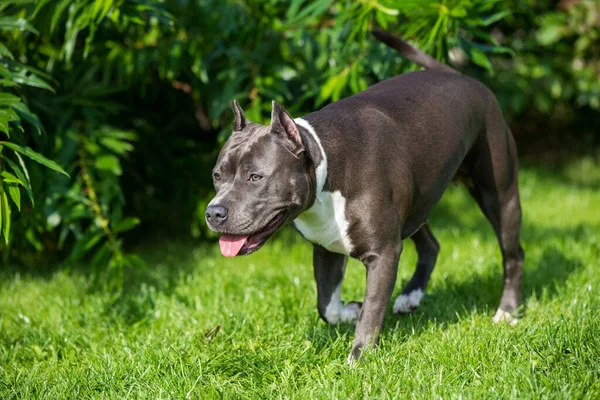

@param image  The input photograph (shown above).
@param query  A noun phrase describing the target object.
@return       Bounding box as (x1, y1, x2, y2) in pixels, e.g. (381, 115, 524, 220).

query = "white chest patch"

(294, 190, 353, 255)
(293, 118, 353, 255)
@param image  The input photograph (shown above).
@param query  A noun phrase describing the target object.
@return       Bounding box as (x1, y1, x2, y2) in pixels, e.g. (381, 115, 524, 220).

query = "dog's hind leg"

(470, 182, 524, 324)
(313, 245, 361, 324)
(393, 223, 440, 313)
(466, 124, 524, 324)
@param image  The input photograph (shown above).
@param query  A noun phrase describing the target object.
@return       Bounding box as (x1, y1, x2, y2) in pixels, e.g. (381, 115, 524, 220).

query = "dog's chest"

(293, 190, 353, 255)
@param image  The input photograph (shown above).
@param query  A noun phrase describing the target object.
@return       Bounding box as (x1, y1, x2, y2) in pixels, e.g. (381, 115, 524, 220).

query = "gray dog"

(206, 30, 524, 361)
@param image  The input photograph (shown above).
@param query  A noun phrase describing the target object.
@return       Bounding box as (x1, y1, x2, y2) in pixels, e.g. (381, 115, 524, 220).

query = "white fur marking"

(294, 118, 327, 192)
(324, 283, 359, 324)
(492, 309, 519, 325)
(393, 289, 424, 313)
(293, 118, 354, 255)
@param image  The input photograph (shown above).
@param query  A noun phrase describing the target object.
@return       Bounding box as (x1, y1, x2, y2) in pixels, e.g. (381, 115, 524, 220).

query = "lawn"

(1, 163, 599, 399)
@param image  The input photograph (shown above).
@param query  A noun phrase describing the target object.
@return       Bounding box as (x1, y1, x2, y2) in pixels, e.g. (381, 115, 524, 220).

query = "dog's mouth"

(219, 211, 288, 257)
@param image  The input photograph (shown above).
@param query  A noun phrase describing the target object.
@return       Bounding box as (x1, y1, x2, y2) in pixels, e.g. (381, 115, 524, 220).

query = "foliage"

(287, 0, 513, 105)
(0, 0, 171, 276)
(487, 0, 600, 116)
(0, 0, 598, 274)
(0, 7, 68, 246)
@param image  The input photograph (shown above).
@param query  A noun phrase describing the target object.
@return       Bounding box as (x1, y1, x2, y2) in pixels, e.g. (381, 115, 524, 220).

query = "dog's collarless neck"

(294, 118, 327, 196)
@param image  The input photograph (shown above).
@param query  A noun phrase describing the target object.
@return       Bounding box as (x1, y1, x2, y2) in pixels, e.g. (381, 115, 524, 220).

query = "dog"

(206, 30, 524, 362)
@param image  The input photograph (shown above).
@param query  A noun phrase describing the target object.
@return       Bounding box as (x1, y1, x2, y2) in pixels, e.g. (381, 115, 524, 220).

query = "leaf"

(575, 36, 590, 54)
(0, 93, 21, 107)
(112, 217, 140, 234)
(0, 43, 14, 59)
(320, 74, 342, 102)
(0, 110, 13, 134)
(375, 9, 390, 30)
(374, 3, 399, 16)
(1, 0, 37, 5)
(481, 10, 512, 26)
(6, 183, 20, 211)
(332, 69, 349, 101)
(463, 26, 500, 46)
(537, 25, 563, 46)
(1, 171, 21, 184)
(468, 40, 515, 56)
(534, 92, 552, 113)
(286, 0, 305, 19)
(1, 190, 10, 244)
(90, 241, 112, 268)
(69, 228, 104, 260)
(63, 25, 80, 63)
(4, 157, 33, 206)
(450, 6, 467, 18)
(95, 154, 122, 175)
(0, 17, 38, 34)
(0, 108, 21, 124)
(99, 137, 134, 154)
(470, 48, 493, 72)
(287, 0, 333, 25)
(100, 127, 138, 141)
(0, 190, 2, 238)
(0, 79, 18, 88)
(10, 100, 45, 135)
(57, 223, 70, 249)
(93, 0, 114, 22)
(25, 228, 43, 251)
(124, 253, 146, 270)
(6, 64, 55, 93)
(0, 142, 69, 177)
(48, 0, 71, 33)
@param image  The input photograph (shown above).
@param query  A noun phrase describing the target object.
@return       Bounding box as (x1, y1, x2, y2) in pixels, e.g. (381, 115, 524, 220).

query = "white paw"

(325, 302, 360, 324)
(492, 309, 519, 325)
(347, 353, 355, 365)
(393, 289, 424, 314)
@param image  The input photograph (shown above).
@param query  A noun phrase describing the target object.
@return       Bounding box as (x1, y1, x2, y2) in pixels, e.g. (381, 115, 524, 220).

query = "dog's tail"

(372, 30, 457, 74)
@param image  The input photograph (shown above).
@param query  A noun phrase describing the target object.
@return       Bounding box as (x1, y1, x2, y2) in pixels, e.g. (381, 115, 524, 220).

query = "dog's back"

(304, 68, 504, 237)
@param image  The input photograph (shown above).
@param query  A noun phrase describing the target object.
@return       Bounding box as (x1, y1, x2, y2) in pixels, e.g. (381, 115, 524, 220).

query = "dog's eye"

(249, 174, 263, 182)
(213, 172, 221, 180)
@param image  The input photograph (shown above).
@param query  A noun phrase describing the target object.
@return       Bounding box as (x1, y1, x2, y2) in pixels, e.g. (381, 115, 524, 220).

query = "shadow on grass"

(95, 239, 220, 325)
(0, 238, 214, 327)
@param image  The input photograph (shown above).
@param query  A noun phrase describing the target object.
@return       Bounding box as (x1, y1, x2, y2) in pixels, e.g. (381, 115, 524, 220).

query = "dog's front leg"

(313, 245, 361, 324)
(350, 243, 402, 362)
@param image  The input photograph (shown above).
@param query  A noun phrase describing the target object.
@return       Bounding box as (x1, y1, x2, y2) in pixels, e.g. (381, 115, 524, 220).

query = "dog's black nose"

(206, 204, 229, 225)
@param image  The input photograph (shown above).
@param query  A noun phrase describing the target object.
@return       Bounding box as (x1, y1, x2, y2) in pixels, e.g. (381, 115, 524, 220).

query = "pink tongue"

(219, 234, 249, 257)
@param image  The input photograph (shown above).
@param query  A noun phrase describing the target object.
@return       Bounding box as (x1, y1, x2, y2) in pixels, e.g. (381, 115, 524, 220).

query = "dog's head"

(206, 100, 315, 257)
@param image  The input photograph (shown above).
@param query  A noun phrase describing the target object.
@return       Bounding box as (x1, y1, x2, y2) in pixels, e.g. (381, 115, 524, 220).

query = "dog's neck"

(295, 118, 327, 212)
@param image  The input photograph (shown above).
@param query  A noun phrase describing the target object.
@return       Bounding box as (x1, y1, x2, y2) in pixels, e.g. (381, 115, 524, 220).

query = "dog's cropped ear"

(232, 100, 249, 131)
(270, 101, 304, 157)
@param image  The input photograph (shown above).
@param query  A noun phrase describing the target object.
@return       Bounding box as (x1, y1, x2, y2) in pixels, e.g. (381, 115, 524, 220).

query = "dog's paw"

(339, 302, 361, 323)
(347, 345, 362, 365)
(341, 301, 362, 323)
(492, 309, 519, 325)
(393, 289, 423, 314)
(326, 301, 361, 324)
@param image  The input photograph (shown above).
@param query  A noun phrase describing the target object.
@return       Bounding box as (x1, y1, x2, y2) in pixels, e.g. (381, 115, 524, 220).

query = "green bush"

(0, 0, 171, 274)
(486, 0, 600, 116)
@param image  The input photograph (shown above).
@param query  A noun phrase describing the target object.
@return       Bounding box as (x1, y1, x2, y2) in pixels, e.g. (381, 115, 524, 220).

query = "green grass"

(1, 164, 599, 399)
